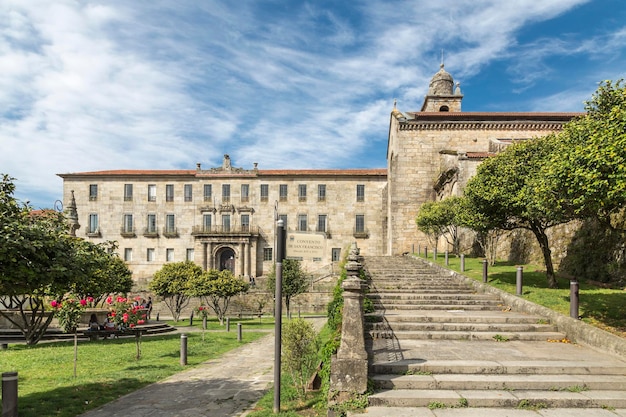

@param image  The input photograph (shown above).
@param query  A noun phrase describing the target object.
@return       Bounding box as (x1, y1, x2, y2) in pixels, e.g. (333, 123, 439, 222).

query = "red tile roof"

(58, 168, 387, 178)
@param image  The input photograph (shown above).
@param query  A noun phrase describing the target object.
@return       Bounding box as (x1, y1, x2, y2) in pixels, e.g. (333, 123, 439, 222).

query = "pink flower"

(141, 314, 147, 319)
(129, 323, 136, 328)
(137, 320, 145, 325)
(117, 296, 124, 303)
(87, 296, 94, 303)
(50, 300, 58, 308)
(123, 313, 129, 323)
(198, 306, 204, 311)
(79, 299, 87, 306)
(106, 296, 113, 304)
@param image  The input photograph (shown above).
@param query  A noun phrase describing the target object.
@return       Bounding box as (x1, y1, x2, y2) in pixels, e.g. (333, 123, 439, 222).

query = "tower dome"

(428, 63, 454, 95)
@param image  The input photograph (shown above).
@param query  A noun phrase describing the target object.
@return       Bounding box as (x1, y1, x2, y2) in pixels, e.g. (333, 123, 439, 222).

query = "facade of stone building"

(59, 65, 583, 281)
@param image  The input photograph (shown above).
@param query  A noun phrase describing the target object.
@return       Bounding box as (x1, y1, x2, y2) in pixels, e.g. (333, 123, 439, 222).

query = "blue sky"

(1, 0, 625, 209)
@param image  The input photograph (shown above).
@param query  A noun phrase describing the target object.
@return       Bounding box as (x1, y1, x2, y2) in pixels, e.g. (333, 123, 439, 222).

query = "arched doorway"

(218, 248, 236, 274)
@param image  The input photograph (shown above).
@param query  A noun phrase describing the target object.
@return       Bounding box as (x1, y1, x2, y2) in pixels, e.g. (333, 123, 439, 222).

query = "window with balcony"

(89, 184, 98, 201)
(241, 214, 250, 232)
(260, 184, 268, 202)
(222, 184, 230, 203)
(204, 184, 212, 202)
(121, 214, 134, 237)
(318, 184, 326, 201)
(184, 184, 193, 202)
(240, 184, 249, 203)
(166, 184, 174, 202)
(87, 214, 99, 236)
(164, 214, 177, 237)
(148, 184, 156, 202)
(297, 214, 307, 231)
(222, 214, 231, 232)
(298, 184, 307, 202)
(124, 184, 133, 201)
(317, 214, 327, 233)
(145, 214, 158, 236)
(356, 184, 365, 202)
(279, 184, 288, 202)
(203, 214, 212, 232)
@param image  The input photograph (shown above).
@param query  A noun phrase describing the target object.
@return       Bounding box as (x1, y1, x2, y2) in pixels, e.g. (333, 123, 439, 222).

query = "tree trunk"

(530, 225, 558, 289)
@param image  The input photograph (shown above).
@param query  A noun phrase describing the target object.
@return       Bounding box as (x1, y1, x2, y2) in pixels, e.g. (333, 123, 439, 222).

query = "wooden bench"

(82, 329, 123, 340)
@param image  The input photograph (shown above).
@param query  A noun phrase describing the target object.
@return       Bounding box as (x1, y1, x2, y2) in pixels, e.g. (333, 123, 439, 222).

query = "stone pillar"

(330, 244, 368, 400)
(202, 242, 208, 271)
(240, 243, 245, 277)
(208, 243, 214, 269)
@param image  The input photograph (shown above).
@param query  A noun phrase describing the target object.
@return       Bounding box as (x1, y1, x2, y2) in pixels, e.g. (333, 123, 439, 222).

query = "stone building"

(59, 65, 583, 281)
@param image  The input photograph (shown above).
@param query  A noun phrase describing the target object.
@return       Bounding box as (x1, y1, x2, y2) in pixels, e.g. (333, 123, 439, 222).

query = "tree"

(187, 269, 249, 325)
(416, 196, 464, 254)
(463, 138, 570, 288)
(69, 240, 133, 305)
(267, 259, 308, 318)
(149, 261, 200, 321)
(543, 80, 626, 224)
(0, 175, 84, 344)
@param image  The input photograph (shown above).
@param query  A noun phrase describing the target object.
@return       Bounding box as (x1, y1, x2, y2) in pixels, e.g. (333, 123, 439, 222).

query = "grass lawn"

(420, 252, 626, 337)
(1, 330, 267, 417)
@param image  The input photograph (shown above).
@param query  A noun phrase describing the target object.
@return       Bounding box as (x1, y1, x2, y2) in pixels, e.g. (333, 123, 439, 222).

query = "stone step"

(370, 360, 626, 376)
(369, 293, 499, 301)
(368, 330, 566, 341)
(366, 322, 558, 333)
(373, 303, 501, 311)
(366, 311, 543, 324)
(348, 406, 626, 417)
(367, 389, 626, 409)
(371, 373, 626, 391)
(370, 288, 476, 293)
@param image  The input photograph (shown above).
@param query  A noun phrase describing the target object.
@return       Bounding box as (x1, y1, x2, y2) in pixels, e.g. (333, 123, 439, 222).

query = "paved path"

(79, 318, 325, 417)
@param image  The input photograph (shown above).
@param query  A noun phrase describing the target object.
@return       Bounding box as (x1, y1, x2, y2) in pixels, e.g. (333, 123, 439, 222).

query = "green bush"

(282, 318, 320, 398)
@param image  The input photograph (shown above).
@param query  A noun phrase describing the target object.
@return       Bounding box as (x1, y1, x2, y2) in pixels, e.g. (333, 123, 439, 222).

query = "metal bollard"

(570, 280, 580, 319)
(412, 243, 415, 254)
(2, 371, 18, 417)
(237, 323, 242, 342)
(156, 312, 160, 321)
(460, 254, 465, 272)
(424, 247, 428, 259)
(445, 251, 449, 266)
(433, 247, 437, 261)
(418, 244, 421, 256)
(226, 317, 230, 332)
(180, 334, 188, 366)
(482, 259, 488, 283)
(516, 266, 523, 296)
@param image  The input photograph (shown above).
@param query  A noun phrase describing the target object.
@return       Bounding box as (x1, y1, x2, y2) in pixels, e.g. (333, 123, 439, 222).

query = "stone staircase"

(359, 255, 626, 413)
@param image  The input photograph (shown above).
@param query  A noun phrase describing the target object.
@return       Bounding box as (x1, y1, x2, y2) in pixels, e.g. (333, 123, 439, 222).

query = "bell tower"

(420, 63, 463, 112)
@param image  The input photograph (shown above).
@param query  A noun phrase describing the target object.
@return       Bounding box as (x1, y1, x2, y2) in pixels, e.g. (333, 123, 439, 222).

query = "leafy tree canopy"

(149, 261, 201, 321)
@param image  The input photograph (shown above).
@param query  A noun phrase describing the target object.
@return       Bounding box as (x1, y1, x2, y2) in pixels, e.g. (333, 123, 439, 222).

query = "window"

(165, 214, 176, 234)
(278, 214, 288, 229)
(146, 214, 157, 234)
(241, 184, 249, 203)
(317, 214, 327, 232)
(318, 184, 326, 201)
(297, 214, 307, 231)
(89, 184, 98, 201)
(88, 214, 98, 234)
(148, 184, 156, 202)
(124, 184, 133, 201)
(124, 248, 132, 262)
(222, 214, 231, 232)
(166, 184, 174, 202)
(279, 184, 288, 201)
(332, 248, 341, 262)
(355, 215, 365, 233)
(356, 184, 365, 202)
(203, 214, 212, 232)
(186, 248, 195, 261)
(147, 248, 155, 262)
(263, 247, 273, 261)
(123, 214, 133, 233)
(260, 184, 269, 202)
(166, 248, 174, 262)
(241, 214, 250, 231)
(203, 184, 212, 202)
(184, 184, 193, 202)
(222, 184, 230, 203)
(298, 184, 307, 201)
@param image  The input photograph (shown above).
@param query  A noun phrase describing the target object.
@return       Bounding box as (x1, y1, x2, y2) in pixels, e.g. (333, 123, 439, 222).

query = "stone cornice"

(400, 121, 569, 131)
